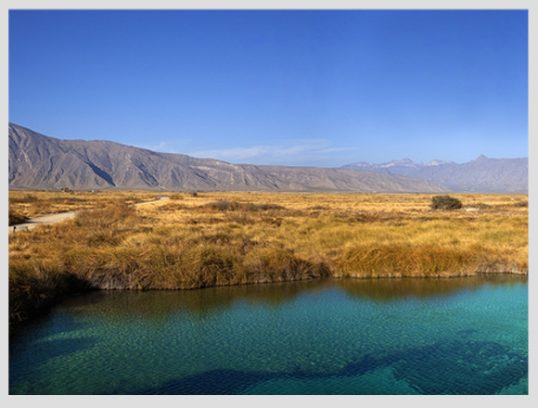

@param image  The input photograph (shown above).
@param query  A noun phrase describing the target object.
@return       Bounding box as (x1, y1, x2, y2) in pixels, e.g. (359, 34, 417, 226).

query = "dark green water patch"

(134, 338, 526, 395)
(10, 276, 527, 394)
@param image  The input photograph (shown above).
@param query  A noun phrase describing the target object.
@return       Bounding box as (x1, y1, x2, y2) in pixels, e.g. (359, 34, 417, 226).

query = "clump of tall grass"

(241, 247, 331, 284)
(168, 193, 185, 200)
(513, 201, 528, 208)
(58, 240, 329, 291)
(72, 201, 142, 247)
(202, 200, 285, 212)
(474, 203, 491, 209)
(335, 243, 515, 278)
(9, 261, 92, 324)
(49, 196, 85, 204)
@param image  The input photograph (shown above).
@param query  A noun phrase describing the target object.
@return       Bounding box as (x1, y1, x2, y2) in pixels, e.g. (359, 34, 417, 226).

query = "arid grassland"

(9, 191, 528, 324)
(9, 190, 162, 222)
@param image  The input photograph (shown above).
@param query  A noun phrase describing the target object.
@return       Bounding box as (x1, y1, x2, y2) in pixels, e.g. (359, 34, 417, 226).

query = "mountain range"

(344, 156, 527, 193)
(8, 123, 444, 193)
(8, 123, 527, 193)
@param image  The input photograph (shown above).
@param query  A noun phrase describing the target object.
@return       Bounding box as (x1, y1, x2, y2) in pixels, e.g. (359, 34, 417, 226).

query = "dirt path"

(9, 196, 169, 235)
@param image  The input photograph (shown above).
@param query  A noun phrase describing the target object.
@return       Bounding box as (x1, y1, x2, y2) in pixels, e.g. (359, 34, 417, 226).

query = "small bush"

(10, 194, 38, 204)
(431, 195, 462, 210)
(202, 200, 285, 212)
(168, 193, 184, 200)
(513, 201, 528, 208)
(203, 200, 241, 211)
(9, 210, 29, 226)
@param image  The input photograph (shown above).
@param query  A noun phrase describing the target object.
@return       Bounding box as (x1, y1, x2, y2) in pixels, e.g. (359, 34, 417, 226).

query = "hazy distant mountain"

(344, 156, 527, 193)
(9, 123, 446, 193)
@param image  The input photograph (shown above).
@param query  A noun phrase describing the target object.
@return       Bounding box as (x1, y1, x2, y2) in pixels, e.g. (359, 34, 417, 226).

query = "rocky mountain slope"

(9, 123, 446, 193)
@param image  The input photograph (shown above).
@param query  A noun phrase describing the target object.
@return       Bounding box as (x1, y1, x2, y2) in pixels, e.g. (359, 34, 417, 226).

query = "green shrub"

(431, 195, 462, 210)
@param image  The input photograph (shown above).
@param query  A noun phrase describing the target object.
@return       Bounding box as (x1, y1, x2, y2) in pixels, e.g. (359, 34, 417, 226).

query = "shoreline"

(9, 268, 527, 330)
(10, 191, 528, 328)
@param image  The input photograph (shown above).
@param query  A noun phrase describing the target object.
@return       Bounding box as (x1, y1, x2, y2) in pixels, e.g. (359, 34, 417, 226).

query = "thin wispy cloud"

(190, 140, 357, 164)
(135, 141, 179, 153)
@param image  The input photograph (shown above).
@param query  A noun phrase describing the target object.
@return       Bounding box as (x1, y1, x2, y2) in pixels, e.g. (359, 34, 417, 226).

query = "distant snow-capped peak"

(378, 158, 416, 168)
(424, 160, 452, 166)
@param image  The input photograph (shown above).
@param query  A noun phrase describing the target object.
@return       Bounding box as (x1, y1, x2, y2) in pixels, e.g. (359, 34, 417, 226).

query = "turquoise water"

(10, 277, 527, 394)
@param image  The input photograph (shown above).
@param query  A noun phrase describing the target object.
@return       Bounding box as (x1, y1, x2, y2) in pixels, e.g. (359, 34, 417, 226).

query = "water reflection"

(337, 275, 527, 302)
(59, 275, 527, 321)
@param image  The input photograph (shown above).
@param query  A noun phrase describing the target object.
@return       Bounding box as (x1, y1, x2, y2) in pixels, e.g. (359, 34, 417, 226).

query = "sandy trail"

(9, 196, 169, 235)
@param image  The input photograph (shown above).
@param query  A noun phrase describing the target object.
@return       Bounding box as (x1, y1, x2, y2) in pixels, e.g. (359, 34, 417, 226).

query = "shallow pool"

(10, 276, 528, 394)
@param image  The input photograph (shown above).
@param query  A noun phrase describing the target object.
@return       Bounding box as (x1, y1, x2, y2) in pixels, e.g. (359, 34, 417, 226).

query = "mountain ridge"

(9, 123, 446, 193)
(344, 156, 528, 193)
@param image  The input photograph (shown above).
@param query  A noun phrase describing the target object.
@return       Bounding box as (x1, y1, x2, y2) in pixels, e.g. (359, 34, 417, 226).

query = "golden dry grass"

(9, 190, 528, 323)
(9, 190, 162, 218)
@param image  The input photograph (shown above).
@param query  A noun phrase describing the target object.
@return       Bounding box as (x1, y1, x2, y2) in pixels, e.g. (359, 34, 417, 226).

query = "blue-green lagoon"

(9, 276, 528, 394)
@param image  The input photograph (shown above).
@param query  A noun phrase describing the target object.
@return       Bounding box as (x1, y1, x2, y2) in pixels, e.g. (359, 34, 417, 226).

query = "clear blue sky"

(9, 10, 527, 166)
